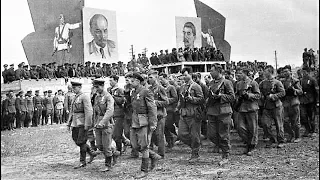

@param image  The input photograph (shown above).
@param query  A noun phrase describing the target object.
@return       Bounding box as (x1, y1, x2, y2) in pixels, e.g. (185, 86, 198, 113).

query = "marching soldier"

(129, 72, 161, 179)
(33, 90, 43, 126)
(234, 68, 260, 156)
(107, 75, 127, 153)
(15, 91, 27, 128)
(147, 70, 169, 158)
(207, 64, 235, 165)
(92, 79, 115, 171)
(67, 81, 96, 169)
(159, 73, 179, 149)
(299, 67, 319, 137)
(55, 90, 65, 124)
(177, 67, 204, 162)
(259, 65, 286, 148)
(3, 91, 16, 131)
(280, 66, 303, 142)
(25, 90, 34, 127)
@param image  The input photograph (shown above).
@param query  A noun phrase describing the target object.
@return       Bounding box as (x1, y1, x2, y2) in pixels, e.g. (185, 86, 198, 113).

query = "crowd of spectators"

(2, 61, 126, 84)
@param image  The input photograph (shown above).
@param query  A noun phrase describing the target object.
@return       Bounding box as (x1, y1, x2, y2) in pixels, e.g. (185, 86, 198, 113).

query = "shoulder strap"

(58, 24, 66, 40)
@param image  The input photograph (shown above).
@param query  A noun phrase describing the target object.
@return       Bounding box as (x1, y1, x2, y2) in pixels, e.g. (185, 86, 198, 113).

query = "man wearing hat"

(91, 79, 116, 171)
(15, 63, 24, 81)
(33, 90, 43, 127)
(47, 64, 57, 80)
(90, 62, 97, 77)
(15, 91, 27, 129)
(84, 61, 91, 77)
(39, 64, 48, 79)
(30, 65, 39, 80)
(25, 90, 34, 127)
(107, 75, 127, 153)
(169, 48, 178, 63)
(3, 91, 16, 131)
(44, 90, 54, 125)
(299, 67, 319, 138)
(234, 68, 261, 156)
(53, 14, 82, 65)
(67, 81, 95, 169)
(6, 64, 16, 83)
(2, 64, 9, 83)
(41, 91, 48, 125)
(95, 62, 103, 78)
(23, 65, 31, 80)
(129, 72, 161, 179)
(147, 70, 168, 158)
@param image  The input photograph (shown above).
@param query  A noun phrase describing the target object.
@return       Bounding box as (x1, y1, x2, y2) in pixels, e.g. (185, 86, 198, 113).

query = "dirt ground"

(1, 124, 319, 180)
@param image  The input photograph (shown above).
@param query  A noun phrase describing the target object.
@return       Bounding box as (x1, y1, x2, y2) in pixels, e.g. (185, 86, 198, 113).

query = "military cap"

(10, 64, 14, 67)
(131, 72, 144, 82)
(71, 81, 82, 86)
(147, 70, 158, 76)
(92, 79, 105, 86)
(18, 63, 23, 67)
(58, 89, 62, 92)
(102, 63, 107, 65)
(72, 63, 76, 65)
(240, 68, 251, 76)
(125, 72, 133, 78)
(160, 50, 163, 52)
(172, 48, 176, 51)
(27, 90, 32, 93)
(30, 65, 36, 68)
(3, 64, 8, 67)
(42, 63, 46, 66)
(165, 49, 168, 52)
(64, 63, 69, 66)
(35, 90, 39, 93)
(92, 62, 96, 64)
(18, 90, 24, 95)
(52, 62, 56, 64)
(97, 62, 101, 65)
(23, 65, 28, 68)
(151, 52, 154, 55)
(43, 91, 48, 93)
(48, 90, 52, 93)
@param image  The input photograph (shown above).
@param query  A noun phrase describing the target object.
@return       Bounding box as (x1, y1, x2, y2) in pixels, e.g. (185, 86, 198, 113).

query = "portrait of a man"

(86, 14, 115, 59)
(183, 22, 196, 49)
(83, 7, 118, 63)
(175, 17, 201, 50)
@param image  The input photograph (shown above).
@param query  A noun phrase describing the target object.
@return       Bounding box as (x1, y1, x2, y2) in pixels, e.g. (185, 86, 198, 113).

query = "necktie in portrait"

(100, 48, 106, 59)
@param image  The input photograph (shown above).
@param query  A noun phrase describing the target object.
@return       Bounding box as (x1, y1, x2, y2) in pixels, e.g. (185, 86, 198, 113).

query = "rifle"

(285, 80, 299, 97)
(209, 81, 224, 97)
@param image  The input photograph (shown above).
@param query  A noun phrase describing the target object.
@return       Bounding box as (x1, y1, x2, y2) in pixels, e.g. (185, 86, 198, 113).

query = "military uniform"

(177, 80, 204, 159)
(33, 92, 43, 126)
(259, 77, 286, 146)
(68, 82, 95, 168)
(23, 66, 31, 80)
(25, 92, 34, 127)
(107, 85, 126, 152)
(64, 91, 75, 123)
(44, 91, 54, 125)
(207, 76, 235, 160)
(148, 82, 169, 158)
(3, 94, 16, 130)
(2, 65, 8, 83)
(130, 78, 160, 176)
(280, 77, 303, 141)
(15, 93, 27, 128)
(235, 76, 260, 154)
(6, 65, 16, 82)
(92, 81, 115, 171)
(299, 74, 319, 136)
(163, 83, 179, 148)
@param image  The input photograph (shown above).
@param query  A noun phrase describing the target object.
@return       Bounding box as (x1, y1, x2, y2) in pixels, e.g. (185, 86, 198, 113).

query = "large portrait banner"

(83, 7, 119, 64)
(175, 16, 202, 50)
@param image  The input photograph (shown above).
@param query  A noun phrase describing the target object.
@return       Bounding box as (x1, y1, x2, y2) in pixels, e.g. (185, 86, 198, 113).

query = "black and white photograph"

(1, 0, 319, 179)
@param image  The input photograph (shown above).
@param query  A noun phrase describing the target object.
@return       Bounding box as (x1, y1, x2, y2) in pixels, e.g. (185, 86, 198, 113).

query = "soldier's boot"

(129, 148, 139, 159)
(112, 150, 121, 166)
(150, 152, 162, 171)
(188, 150, 200, 163)
(246, 144, 256, 156)
(90, 141, 97, 151)
(87, 146, 97, 164)
(101, 156, 112, 172)
(218, 153, 229, 166)
(74, 151, 86, 169)
(135, 158, 149, 179)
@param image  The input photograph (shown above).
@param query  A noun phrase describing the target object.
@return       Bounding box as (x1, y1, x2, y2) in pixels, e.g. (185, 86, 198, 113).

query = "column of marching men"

(1, 63, 319, 179)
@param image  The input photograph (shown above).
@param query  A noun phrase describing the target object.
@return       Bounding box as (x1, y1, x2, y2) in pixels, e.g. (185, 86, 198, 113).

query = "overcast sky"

(1, 0, 319, 71)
